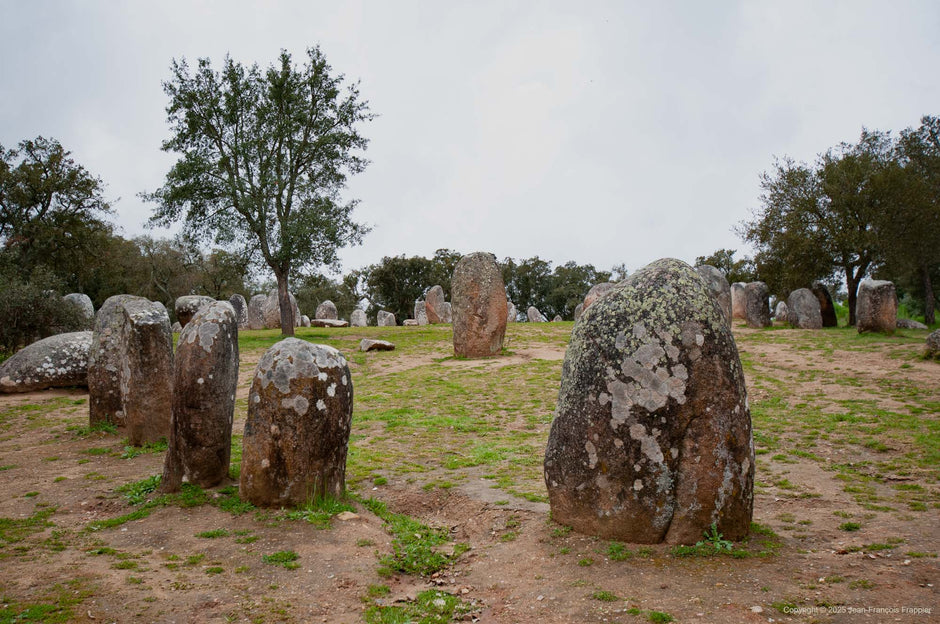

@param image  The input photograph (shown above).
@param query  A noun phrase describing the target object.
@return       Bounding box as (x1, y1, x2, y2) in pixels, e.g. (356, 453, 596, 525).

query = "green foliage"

(0, 268, 87, 353)
(0, 578, 94, 623)
(694, 249, 757, 284)
(284, 496, 356, 529)
(147, 47, 373, 334)
(120, 438, 167, 459)
(262, 550, 300, 569)
(592, 590, 619, 602)
(364, 589, 473, 624)
(647, 611, 675, 623)
(360, 497, 456, 576)
(606, 542, 633, 561)
(0, 507, 56, 548)
(839, 522, 862, 532)
(501, 256, 612, 320)
(361, 249, 462, 323)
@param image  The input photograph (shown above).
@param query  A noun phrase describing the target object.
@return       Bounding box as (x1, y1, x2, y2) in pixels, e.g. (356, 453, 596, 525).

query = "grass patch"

(364, 589, 473, 624)
(262, 550, 299, 569)
(284, 495, 356, 529)
(195, 529, 230, 539)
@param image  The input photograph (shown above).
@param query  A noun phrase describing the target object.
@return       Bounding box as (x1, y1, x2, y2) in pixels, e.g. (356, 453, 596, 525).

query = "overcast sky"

(2, 1, 938, 278)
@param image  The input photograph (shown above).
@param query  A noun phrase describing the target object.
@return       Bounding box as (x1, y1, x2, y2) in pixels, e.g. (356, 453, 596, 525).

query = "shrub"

(0, 269, 86, 355)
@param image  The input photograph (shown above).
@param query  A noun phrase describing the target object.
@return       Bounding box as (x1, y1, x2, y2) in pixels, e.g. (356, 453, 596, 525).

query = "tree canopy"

(146, 47, 372, 334)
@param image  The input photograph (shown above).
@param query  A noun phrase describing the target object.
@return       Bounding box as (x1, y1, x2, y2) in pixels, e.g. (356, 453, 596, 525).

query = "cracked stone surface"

(544, 258, 754, 544)
(452, 252, 508, 358)
(0, 331, 92, 393)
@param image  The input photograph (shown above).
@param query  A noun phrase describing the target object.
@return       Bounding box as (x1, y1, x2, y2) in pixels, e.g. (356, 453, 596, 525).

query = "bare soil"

(0, 326, 937, 623)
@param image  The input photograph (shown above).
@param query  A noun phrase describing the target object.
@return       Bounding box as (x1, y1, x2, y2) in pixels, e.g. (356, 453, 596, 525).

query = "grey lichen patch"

(281, 395, 309, 416)
(255, 338, 347, 396)
(182, 302, 235, 352)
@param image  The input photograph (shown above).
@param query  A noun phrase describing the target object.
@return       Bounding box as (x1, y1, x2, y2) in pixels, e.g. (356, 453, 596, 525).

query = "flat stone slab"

(310, 319, 349, 328)
(359, 339, 395, 352)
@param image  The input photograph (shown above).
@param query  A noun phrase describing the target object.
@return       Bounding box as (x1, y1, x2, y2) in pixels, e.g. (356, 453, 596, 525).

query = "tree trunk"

(923, 264, 936, 326)
(846, 274, 859, 327)
(276, 272, 295, 337)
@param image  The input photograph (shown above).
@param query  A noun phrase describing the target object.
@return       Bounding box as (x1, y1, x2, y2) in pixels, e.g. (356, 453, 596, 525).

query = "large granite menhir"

(120, 299, 174, 446)
(88, 295, 147, 428)
(857, 280, 897, 334)
(744, 282, 771, 328)
(544, 258, 754, 544)
(730, 282, 747, 320)
(161, 301, 239, 491)
(811, 282, 838, 327)
(229, 294, 249, 329)
(452, 252, 508, 358)
(248, 294, 266, 330)
(786, 288, 822, 330)
(0, 331, 92, 393)
(240, 339, 353, 507)
(425, 285, 446, 324)
(695, 265, 731, 324)
(175, 295, 215, 328)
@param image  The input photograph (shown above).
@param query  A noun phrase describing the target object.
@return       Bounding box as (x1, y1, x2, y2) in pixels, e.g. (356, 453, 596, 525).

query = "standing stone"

(377, 310, 396, 327)
(811, 282, 838, 327)
(174, 295, 215, 328)
(88, 294, 149, 428)
(583, 282, 616, 310)
(926, 330, 940, 359)
(773, 301, 789, 321)
(441, 302, 453, 324)
(414, 301, 429, 325)
(507, 301, 517, 322)
(248, 294, 266, 330)
(63, 293, 95, 324)
(786, 288, 823, 330)
(120, 299, 173, 446)
(162, 301, 239, 491)
(229, 294, 249, 329)
(452, 252, 508, 358)
(730, 283, 747, 320)
(315, 300, 338, 320)
(744, 282, 771, 328)
(527, 306, 547, 323)
(857, 280, 897, 334)
(553, 315, 563, 322)
(0, 331, 92, 393)
(240, 339, 352, 507)
(172, 321, 182, 333)
(544, 258, 753, 544)
(574, 303, 584, 323)
(425, 285, 446, 324)
(262, 289, 300, 329)
(350, 309, 367, 327)
(301, 315, 311, 327)
(695, 265, 732, 324)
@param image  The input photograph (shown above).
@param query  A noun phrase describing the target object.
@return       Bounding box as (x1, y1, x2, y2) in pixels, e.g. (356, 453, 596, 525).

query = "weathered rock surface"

(583, 282, 616, 310)
(360, 339, 395, 352)
(744, 282, 771, 328)
(527, 307, 547, 323)
(402, 319, 419, 326)
(425, 285, 446, 324)
(507, 301, 517, 322)
(926, 330, 940, 359)
(350, 309, 367, 327)
(175, 295, 215, 328)
(88, 294, 149, 428)
(897, 318, 928, 330)
(0, 331, 92, 393)
(574, 303, 584, 323)
(811, 282, 838, 327)
(161, 302, 239, 490)
(310, 319, 348, 328)
(786, 288, 823, 329)
(695, 265, 732, 324)
(441, 302, 453, 324)
(63, 293, 94, 323)
(414, 301, 429, 326)
(553, 315, 563, 322)
(377, 310, 396, 327)
(240, 339, 352, 507)
(229, 294, 249, 329)
(773, 301, 789, 321)
(730, 282, 747, 320)
(248, 294, 266, 330)
(262, 289, 301, 329)
(857, 280, 897, 334)
(120, 299, 173, 446)
(301, 315, 311, 328)
(171, 321, 182, 333)
(315, 300, 338, 320)
(452, 252, 508, 358)
(544, 258, 753, 544)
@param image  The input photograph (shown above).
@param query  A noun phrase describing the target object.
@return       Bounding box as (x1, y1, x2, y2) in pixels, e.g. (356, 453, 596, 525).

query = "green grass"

(284, 495, 356, 529)
(262, 550, 299, 569)
(195, 529, 230, 539)
(363, 589, 473, 624)
(0, 577, 95, 623)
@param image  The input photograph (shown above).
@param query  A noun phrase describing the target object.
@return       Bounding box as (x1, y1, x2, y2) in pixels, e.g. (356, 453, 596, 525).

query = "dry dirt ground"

(0, 324, 937, 624)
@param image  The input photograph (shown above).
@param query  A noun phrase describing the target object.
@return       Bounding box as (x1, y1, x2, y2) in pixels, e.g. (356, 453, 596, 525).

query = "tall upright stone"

(441, 302, 453, 323)
(574, 303, 584, 323)
(161, 301, 239, 491)
(121, 299, 174, 446)
(527, 306, 547, 323)
(229, 294, 249, 329)
(414, 301, 429, 326)
(544, 258, 753, 544)
(774, 300, 789, 321)
(425, 285, 446, 324)
(730, 282, 747, 320)
(695, 265, 732, 324)
(857, 280, 897, 334)
(175, 295, 215, 328)
(507, 301, 517, 322)
(350, 309, 367, 327)
(744, 282, 771, 328)
(315, 300, 338, 320)
(248, 294, 266, 330)
(262, 289, 300, 329)
(377, 310, 396, 327)
(63, 293, 95, 325)
(88, 294, 148, 428)
(583, 282, 615, 310)
(452, 252, 508, 358)
(811, 282, 838, 327)
(240, 339, 353, 507)
(786, 288, 823, 329)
